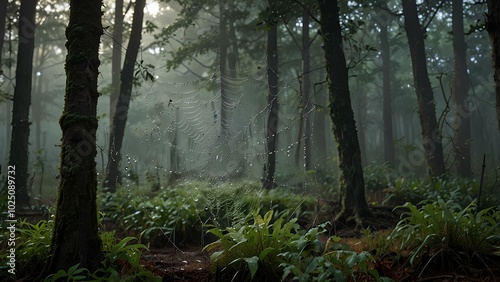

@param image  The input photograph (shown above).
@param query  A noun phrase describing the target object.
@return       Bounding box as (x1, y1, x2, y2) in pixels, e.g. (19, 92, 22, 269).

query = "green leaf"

(259, 247, 275, 261)
(244, 256, 259, 279)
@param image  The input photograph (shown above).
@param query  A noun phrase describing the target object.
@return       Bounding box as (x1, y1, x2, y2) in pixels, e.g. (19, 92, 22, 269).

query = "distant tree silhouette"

(9, 0, 38, 209)
(105, 0, 146, 192)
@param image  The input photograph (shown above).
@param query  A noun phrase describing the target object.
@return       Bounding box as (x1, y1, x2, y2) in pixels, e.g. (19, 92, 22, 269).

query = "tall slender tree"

(8, 0, 38, 208)
(47, 0, 103, 274)
(378, 6, 395, 165)
(263, 0, 279, 189)
(452, 0, 471, 177)
(401, 0, 446, 177)
(105, 0, 146, 192)
(110, 0, 124, 129)
(219, 0, 230, 140)
(318, 0, 372, 222)
(486, 0, 500, 132)
(296, 5, 312, 170)
(1, 0, 10, 162)
(0, 0, 7, 68)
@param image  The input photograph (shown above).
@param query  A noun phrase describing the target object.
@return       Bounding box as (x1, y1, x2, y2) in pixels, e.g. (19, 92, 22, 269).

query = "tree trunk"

(318, 0, 372, 221)
(47, 0, 103, 274)
(104, 0, 145, 192)
(4, 16, 13, 161)
(301, 6, 312, 170)
(380, 19, 395, 165)
(219, 0, 230, 140)
(401, 0, 446, 177)
(452, 0, 471, 177)
(313, 68, 327, 168)
(0, 0, 7, 66)
(263, 3, 279, 189)
(355, 80, 367, 166)
(227, 0, 239, 73)
(8, 0, 37, 209)
(33, 45, 48, 151)
(110, 0, 124, 130)
(486, 0, 500, 133)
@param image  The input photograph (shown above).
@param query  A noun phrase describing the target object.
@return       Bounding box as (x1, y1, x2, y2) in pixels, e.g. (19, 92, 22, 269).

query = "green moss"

(59, 113, 98, 131)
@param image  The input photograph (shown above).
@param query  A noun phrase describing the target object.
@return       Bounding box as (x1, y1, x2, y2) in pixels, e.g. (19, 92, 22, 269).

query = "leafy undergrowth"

(0, 216, 163, 281)
(1, 176, 499, 281)
(97, 181, 318, 248)
(201, 200, 500, 281)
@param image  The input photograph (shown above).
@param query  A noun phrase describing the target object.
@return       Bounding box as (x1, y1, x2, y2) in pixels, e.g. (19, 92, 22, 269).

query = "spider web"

(114, 55, 321, 189)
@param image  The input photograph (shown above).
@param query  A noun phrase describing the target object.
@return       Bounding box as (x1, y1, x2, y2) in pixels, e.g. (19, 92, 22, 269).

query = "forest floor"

(134, 205, 500, 282)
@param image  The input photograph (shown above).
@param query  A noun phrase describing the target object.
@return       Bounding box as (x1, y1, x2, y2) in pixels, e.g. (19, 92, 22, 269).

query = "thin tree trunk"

(47, 0, 103, 274)
(318, 0, 372, 222)
(5, 16, 13, 161)
(452, 0, 471, 177)
(34, 73, 42, 151)
(105, 0, 145, 192)
(486, 0, 500, 133)
(401, 0, 446, 177)
(9, 0, 37, 209)
(301, 6, 312, 170)
(263, 2, 279, 189)
(219, 0, 230, 140)
(0, 0, 7, 67)
(110, 0, 124, 129)
(380, 20, 395, 165)
(33, 45, 47, 151)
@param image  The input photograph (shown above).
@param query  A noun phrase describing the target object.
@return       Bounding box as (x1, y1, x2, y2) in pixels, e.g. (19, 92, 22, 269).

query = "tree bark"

(318, 0, 372, 221)
(263, 2, 279, 189)
(380, 18, 395, 165)
(105, 0, 145, 192)
(401, 0, 446, 177)
(227, 0, 239, 74)
(312, 68, 327, 168)
(47, 0, 103, 274)
(355, 80, 367, 166)
(8, 0, 37, 209)
(110, 0, 124, 130)
(486, 0, 500, 133)
(0, 0, 7, 67)
(452, 0, 471, 177)
(219, 0, 230, 140)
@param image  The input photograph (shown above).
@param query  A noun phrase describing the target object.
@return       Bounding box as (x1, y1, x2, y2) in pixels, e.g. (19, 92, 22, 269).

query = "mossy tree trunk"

(487, 0, 500, 133)
(401, 0, 446, 177)
(105, 0, 145, 192)
(8, 0, 37, 209)
(263, 1, 279, 189)
(47, 0, 103, 274)
(317, 0, 372, 222)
